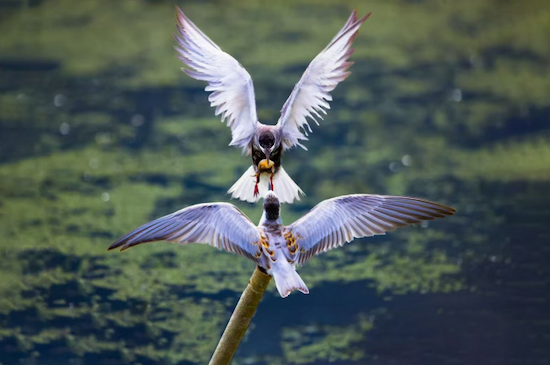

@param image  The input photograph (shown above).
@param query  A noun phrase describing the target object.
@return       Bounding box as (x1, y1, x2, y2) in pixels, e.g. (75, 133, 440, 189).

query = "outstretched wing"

(174, 7, 258, 150)
(277, 10, 371, 150)
(286, 195, 455, 264)
(108, 203, 262, 262)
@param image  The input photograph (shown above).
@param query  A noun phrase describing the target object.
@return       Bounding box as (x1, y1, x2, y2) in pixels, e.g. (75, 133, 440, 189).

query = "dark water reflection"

(239, 181, 550, 365)
(1, 1, 550, 364)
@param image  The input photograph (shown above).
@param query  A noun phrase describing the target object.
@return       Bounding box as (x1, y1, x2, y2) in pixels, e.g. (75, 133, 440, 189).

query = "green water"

(0, 0, 549, 364)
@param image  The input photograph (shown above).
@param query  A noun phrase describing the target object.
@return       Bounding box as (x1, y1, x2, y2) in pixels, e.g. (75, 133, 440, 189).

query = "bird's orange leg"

(254, 160, 275, 196)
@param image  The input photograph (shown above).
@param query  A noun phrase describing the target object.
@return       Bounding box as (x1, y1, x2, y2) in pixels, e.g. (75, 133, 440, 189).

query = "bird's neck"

(260, 211, 282, 226)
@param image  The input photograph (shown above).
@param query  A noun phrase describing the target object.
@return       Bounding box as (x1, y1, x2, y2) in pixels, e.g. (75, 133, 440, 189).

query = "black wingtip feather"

(362, 12, 373, 23)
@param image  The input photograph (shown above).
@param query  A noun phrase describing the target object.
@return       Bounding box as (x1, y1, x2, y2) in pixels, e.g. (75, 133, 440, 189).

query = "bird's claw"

(253, 163, 275, 195)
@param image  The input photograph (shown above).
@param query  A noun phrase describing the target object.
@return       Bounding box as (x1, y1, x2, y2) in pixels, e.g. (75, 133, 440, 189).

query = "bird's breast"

(252, 145, 283, 172)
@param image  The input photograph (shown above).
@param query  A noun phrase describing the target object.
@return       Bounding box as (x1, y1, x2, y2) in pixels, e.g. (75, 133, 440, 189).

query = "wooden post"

(208, 266, 272, 365)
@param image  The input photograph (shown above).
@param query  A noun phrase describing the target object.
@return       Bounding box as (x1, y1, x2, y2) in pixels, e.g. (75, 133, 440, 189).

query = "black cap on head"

(259, 131, 275, 149)
(263, 192, 280, 221)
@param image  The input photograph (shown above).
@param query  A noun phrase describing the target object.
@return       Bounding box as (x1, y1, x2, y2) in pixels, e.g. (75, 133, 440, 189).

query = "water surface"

(1, 1, 549, 364)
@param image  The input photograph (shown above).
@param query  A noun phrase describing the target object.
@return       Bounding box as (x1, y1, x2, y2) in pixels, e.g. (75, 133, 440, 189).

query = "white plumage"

(227, 165, 304, 204)
(174, 8, 371, 203)
(109, 192, 455, 298)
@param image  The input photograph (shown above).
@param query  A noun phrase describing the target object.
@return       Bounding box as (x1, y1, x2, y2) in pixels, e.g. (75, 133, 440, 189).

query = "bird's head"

(263, 191, 280, 221)
(258, 131, 276, 161)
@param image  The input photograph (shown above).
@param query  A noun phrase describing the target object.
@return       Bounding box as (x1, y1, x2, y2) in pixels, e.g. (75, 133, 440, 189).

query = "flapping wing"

(277, 10, 371, 150)
(174, 7, 258, 150)
(286, 195, 455, 264)
(108, 203, 261, 262)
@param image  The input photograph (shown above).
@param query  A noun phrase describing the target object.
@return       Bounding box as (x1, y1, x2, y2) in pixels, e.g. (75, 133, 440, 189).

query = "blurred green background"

(1, 0, 549, 364)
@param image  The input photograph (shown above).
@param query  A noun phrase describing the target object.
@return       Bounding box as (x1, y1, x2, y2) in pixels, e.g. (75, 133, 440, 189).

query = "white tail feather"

(228, 166, 304, 203)
(269, 260, 309, 298)
(227, 166, 266, 203)
(273, 166, 304, 203)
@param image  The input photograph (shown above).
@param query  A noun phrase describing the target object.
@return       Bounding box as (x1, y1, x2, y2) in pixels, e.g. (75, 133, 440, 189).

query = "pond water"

(1, 1, 549, 364)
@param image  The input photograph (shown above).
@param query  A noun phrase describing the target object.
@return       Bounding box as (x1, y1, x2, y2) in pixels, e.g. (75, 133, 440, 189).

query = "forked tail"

(228, 166, 304, 203)
(270, 261, 309, 298)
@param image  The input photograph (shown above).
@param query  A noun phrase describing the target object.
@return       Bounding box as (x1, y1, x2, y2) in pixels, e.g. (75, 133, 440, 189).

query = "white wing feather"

(109, 203, 261, 262)
(277, 10, 371, 150)
(175, 8, 258, 150)
(286, 195, 455, 264)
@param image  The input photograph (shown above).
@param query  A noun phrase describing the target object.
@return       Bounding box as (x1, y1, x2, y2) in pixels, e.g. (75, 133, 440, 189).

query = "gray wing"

(174, 7, 258, 150)
(277, 10, 371, 150)
(286, 195, 455, 264)
(108, 203, 261, 262)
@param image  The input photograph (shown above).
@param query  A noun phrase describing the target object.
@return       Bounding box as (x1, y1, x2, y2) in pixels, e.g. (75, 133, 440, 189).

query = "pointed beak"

(264, 149, 270, 162)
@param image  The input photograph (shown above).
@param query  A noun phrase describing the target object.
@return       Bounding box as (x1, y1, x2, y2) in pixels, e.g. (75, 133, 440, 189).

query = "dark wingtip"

(175, 6, 186, 26)
(412, 196, 457, 216)
(428, 200, 457, 216)
(360, 12, 373, 24)
(107, 240, 124, 251)
(351, 8, 358, 21)
(437, 206, 457, 216)
(108, 238, 136, 252)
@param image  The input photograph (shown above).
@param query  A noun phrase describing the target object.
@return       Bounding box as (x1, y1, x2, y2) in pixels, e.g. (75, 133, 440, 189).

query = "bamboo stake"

(208, 266, 272, 365)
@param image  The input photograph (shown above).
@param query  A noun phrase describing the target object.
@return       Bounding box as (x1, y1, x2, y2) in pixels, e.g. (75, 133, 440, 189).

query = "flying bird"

(108, 192, 455, 298)
(174, 8, 371, 203)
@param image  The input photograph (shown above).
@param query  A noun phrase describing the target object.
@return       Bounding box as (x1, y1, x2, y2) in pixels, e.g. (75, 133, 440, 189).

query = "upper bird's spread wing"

(175, 8, 258, 150)
(108, 203, 262, 262)
(277, 10, 371, 150)
(286, 195, 455, 264)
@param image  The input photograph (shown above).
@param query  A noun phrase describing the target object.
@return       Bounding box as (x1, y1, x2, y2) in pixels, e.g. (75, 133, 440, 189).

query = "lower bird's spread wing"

(108, 203, 261, 262)
(174, 7, 258, 150)
(277, 10, 371, 150)
(286, 195, 455, 264)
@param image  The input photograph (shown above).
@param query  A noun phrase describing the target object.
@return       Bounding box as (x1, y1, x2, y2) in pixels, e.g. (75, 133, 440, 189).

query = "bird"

(108, 191, 455, 298)
(174, 7, 372, 203)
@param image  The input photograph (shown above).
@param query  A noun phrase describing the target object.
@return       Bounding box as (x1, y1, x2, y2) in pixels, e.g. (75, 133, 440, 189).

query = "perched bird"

(108, 191, 455, 298)
(174, 8, 371, 203)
